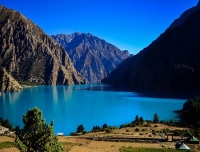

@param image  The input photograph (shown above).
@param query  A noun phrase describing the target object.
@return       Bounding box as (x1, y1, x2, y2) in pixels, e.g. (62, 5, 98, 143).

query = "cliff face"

(0, 67, 23, 92)
(102, 3, 200, 95)
(0, 5, 87, 85)
(52, 33, 130, 83)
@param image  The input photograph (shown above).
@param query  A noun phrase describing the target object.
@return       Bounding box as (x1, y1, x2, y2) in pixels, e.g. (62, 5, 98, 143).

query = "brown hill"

(0, 5, 87, 85)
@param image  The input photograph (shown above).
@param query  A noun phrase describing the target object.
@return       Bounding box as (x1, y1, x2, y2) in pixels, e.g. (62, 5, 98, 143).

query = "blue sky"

(0, 0, 198, 54)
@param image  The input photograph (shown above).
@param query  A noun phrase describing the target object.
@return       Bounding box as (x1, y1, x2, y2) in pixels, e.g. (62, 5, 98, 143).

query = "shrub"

(70, 132, 78, 136)
(92, 125, 101, 132)
(105, 128, 112, 133)
(144, 124, 151, 127)
(135, 128, 140, 132)
(120, 124, 125, 129)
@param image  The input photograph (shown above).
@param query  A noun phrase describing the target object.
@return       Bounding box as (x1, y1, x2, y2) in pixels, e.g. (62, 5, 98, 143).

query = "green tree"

(153, 113, 159, 123)
(76, 124, 84, 133)
(102, 123, 108, 129)
(92, 125, 101, 132)
(182, 96, 200, 126)
(2, 119, 14, 131)
(15, 107, 63, 152)
(0, 118, 14, 131)
(135, 115, 139, 122)
(140, 117, 144, 123)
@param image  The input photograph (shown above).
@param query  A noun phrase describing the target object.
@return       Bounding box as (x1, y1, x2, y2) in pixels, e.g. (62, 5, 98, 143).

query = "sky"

(0, 0, 198, 54)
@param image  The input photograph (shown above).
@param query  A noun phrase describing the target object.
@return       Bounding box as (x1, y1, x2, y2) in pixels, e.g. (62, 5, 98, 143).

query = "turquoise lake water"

(0, 84, 186, 135)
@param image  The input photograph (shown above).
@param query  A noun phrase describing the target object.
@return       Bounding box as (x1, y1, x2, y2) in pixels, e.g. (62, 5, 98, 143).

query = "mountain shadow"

(102, 2, 200, 96)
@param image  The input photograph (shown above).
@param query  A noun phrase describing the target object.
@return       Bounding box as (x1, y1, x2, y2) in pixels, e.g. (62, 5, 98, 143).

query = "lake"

(0, 84, 186, 135)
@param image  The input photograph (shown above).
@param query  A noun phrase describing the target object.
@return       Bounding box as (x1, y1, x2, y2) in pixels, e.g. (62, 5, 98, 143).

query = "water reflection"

(0, 84, 186, 135)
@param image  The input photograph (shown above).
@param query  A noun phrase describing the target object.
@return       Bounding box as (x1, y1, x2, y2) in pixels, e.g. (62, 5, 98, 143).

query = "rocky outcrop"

(0, 5, 87, 85)
(102, 2, 200, 95)
(0, 67, 23, 92)
(52, 33, 130, 83)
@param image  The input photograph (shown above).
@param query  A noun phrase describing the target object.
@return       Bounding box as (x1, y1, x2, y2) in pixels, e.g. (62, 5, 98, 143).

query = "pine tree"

(135, 115, 139, 122)
(76, 124, 84, 133)
(153, 113, 159, 123)
(15, 107, 63, 152)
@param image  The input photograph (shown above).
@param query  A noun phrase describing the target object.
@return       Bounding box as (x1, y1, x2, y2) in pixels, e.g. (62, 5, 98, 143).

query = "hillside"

(102, 2, 200, 95)
(0, 5, 87, 85)
(52, 33, 130, 83)
(0, 67, 23, 92)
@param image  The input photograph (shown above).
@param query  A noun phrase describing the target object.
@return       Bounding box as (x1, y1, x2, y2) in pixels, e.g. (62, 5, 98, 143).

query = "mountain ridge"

(102, 3, 200, 95)
(168, 0, 200, 29)
(52, 33, 130, 83)
(0, 5, 87, 86)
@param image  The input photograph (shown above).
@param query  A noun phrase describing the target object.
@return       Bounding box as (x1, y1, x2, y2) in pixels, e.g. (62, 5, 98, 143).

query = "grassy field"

(0, 141, 15, 149)
(119, 146, 196, 152)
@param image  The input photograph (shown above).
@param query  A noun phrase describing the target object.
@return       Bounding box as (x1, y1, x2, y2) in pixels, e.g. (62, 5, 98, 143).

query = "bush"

(135, 128, 140, 132)
(120, 124, 126, 129)
(105, 128, 112, 133)
(70, 132, 78, 136)
(111, 126, 118, 130)
(171, 130, 182, 136)
(143, 124, 151, 127)
(141, 129, 146, 132)
(92, 125, 101, 132)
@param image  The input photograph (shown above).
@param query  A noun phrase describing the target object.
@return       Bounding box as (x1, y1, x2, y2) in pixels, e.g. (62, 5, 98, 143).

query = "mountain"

(102, 2, 200, 95)
(52, 33, 130, 83)
(0, 5, 87, 85)
(168, 0, 200, 29)
(0, 67, 23, 92)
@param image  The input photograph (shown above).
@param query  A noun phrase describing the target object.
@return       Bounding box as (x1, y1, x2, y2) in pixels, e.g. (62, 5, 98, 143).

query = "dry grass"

(0, 123, 199, 152)
(59, 136, 162, 152)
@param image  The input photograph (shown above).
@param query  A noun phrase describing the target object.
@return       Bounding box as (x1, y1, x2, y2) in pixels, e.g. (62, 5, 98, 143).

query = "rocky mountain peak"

(0, 5, 87, 86)
(52, 33, 130, 83)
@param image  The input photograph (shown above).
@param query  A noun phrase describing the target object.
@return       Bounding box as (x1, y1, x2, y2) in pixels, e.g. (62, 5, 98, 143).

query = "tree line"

(0, 117, 14, 131)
